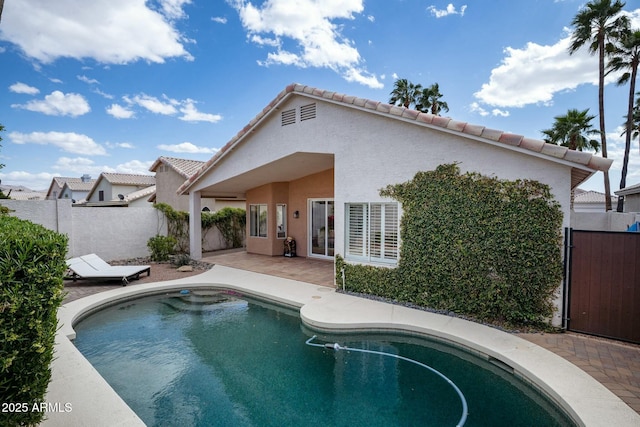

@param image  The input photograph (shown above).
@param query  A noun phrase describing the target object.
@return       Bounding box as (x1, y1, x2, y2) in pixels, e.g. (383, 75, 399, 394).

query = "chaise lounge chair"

(66, 254, 151, 285)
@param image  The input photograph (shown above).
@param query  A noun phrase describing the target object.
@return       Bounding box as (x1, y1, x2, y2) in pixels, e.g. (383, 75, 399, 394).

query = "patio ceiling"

(195, 152, 334, 199)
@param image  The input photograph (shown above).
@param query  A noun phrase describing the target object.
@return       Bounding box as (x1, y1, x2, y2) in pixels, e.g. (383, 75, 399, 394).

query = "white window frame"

(345, 202, 399, 264)
(249, 204, 268, 238)
(276, 204, 287, 239)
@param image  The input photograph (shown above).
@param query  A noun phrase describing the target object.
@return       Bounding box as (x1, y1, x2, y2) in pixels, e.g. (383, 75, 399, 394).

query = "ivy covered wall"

(337, 164, 564, 328)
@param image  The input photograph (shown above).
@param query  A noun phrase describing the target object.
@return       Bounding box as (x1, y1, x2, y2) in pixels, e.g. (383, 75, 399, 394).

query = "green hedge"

(338, 164, 563, 328)
(0, 216, 68, 426)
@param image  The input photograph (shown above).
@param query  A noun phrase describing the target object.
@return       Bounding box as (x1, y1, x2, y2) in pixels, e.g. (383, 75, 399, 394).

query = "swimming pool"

(74, 290, 574, 426)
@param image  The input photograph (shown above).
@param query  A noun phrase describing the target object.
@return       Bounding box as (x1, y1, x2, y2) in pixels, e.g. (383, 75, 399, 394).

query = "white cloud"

(158, 0, 192, 20)
(469, 102, 510, 118)
(157, 142, 218, 154)
(121, 93, 220, 122)
(250, 34, 280, 47)
(427, 4, 467, 18)
(179, 100, 222, 123)
(77, 75, 99, 84)
(129, 94, 178, 115)
(606, 126, 640, 180)
(474, 9, 640, 109)
(212, 16, 227, 24)
(93, 88, 114, 99)
(474, 34, 597, 107)
(492, 108, 510, 117)
(11, 90, 90, 116)
(9, 131, 107, 155)
(114, 142, 135, 149)
(9, 82, 39, 94)
(0, 0, 193, 64)
(107, 103, 135, 119)
(231, 0, 383, 88)
(469, 102, 489, 117)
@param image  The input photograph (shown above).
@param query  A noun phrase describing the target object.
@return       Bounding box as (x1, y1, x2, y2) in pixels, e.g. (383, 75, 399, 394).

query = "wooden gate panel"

(568, 230, 640, 344)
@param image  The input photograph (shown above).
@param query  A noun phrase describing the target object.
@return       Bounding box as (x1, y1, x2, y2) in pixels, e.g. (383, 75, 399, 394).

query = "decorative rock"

(177, 265, 194, 272)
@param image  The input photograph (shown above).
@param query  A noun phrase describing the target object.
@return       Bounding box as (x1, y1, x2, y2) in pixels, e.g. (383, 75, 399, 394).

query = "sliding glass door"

(309, 199, 334, 258)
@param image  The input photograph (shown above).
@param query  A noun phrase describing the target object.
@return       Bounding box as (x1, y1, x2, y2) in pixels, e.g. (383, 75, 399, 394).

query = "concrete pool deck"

(45, 265, 640, 426)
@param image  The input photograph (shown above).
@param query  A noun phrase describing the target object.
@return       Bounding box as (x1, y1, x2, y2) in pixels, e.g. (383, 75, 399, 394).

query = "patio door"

(309, 199, 334, 258)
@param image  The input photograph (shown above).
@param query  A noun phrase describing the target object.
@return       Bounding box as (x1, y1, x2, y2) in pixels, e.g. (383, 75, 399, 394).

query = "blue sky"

(0, 0, 639, 192)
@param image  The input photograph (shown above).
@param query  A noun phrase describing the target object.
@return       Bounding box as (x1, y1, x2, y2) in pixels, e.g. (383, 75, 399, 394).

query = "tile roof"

(149, 156, 206, 179)
(178, 83, 614, 195)
(46, 176, 81, 197)
(120, 185, 156, 202)
(2, 190, 46, 200)
(615, 182, 640, 196)
(574, 190, 617, 204)
(62, 180, 95, 192)
(101, 173, 156, 186)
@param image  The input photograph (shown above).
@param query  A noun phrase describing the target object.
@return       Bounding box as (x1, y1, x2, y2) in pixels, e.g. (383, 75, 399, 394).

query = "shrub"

(202, 207, 246, 249)
(172, 253, 192, 267)
(338, 164, 563, 328)
(154, 203, 246, 252)
(147, 235, 177, 261)
(0, 215, 68, 426)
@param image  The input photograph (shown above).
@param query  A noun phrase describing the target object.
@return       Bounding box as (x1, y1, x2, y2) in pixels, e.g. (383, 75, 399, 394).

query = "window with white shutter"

(345, 202, 398, 264)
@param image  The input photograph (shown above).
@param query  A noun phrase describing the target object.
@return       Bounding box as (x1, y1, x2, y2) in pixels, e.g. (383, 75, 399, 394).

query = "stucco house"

(59, 177, 96, 204)
(615, 182, 640, 212)
(85, 173, 156, 205)
(149, 156, 245, 212)
(46, 175, 93, 200)
(179, 84, 612, 266)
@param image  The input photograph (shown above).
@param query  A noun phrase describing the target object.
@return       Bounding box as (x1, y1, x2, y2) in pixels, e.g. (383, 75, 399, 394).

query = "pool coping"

(44, 265, 640, 427)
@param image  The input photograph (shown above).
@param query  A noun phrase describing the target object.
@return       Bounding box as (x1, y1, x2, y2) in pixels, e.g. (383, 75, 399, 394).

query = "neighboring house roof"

(1, 189, 46, 200)
(178, 83, 613, 195)
(149, 156, 206, 179)
(100, 172, 156, 186)
(86, 173, 156, 201)
(62, 180, 96, 192)
(615, 182, 640, 196)
(574, 189, 617, 204)
(122, 185, 156, 203)
(1, 184, 46, 200)
(46, 176, 94, 198)
(46, 177, 79, 198)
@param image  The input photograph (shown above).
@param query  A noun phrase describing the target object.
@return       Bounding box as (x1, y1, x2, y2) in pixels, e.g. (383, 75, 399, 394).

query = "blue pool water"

(73, 291, 575, 426)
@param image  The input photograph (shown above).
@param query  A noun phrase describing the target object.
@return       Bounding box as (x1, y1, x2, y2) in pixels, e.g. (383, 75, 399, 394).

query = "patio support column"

(189, 191, 202, 260)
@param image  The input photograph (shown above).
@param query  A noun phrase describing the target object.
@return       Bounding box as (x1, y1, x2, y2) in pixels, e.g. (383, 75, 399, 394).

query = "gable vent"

(300, 103, 316, 121)
(281, 108, 296, 126)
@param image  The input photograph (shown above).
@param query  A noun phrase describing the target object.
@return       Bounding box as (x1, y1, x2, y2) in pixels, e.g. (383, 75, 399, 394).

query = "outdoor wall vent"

(300, 103, 316, 121)
(281, 108, 296, 126)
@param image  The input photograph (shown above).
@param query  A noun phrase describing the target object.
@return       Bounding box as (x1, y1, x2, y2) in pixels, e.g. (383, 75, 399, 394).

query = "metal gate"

(566, 229, 640, 344)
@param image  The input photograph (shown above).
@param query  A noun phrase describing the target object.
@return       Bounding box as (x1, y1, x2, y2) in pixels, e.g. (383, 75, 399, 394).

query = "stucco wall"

(624, 194, 640, 213)
(243, 170, 334, 257)
(1, 200, 166, 261)
(572, 211, 640, 231)
(288, 169, 334, 257)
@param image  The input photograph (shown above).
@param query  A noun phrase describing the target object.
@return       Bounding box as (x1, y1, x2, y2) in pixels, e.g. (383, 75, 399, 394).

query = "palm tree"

(542, 108, 601, 152)
(569, 0, 628, 211)
(389, 78, 422, 109)
(417, 83, 449, 115)
(608, 28, 640, 211)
